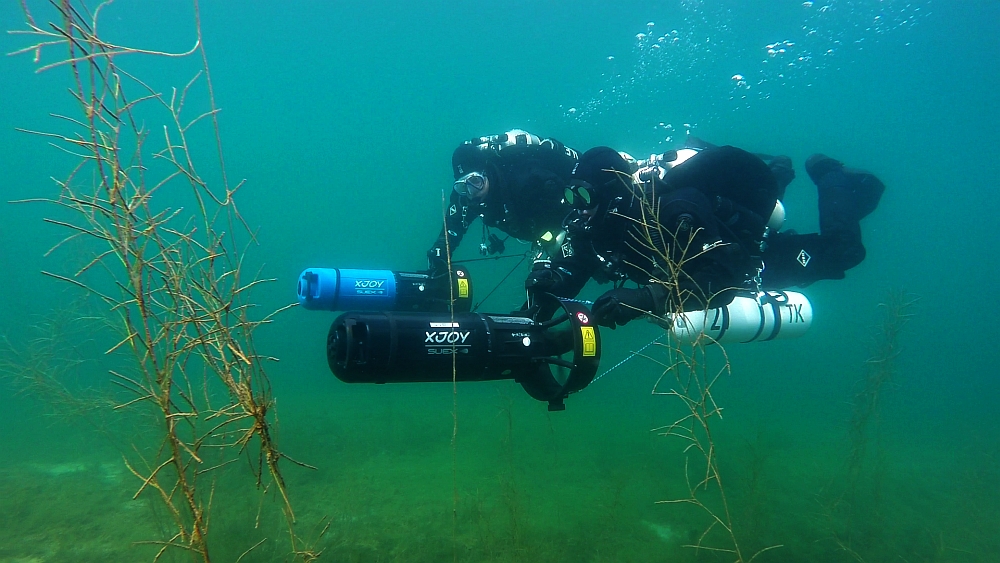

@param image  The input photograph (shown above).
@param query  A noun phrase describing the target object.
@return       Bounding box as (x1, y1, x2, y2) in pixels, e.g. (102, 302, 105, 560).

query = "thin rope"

(441, 186, 459, 563)
(451, 253, 525, 264)
(591, 334, 664, 384)
(471, 252, 529, 312)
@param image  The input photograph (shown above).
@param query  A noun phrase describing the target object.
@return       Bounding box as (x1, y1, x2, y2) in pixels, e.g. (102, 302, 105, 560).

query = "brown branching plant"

(825, 289, 918, 559)
(605, 170, 781, 561)
(9, 1, 322, 561)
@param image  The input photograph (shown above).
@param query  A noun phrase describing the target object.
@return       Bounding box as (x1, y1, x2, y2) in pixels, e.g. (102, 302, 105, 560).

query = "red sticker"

(577, 312, 589, 324)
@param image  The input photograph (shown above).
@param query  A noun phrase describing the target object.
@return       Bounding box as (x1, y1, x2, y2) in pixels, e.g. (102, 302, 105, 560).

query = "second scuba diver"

(425, 129, 579, 276)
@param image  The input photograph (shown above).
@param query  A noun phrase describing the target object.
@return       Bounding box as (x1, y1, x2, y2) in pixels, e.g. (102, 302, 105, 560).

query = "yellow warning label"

(580, 326, 596, 357)
(457, 278, 470, 298)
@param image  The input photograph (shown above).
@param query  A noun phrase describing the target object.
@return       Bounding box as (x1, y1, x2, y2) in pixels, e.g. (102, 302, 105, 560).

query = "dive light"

(297, 267, 473, 313)
(326, 294, 601, 411)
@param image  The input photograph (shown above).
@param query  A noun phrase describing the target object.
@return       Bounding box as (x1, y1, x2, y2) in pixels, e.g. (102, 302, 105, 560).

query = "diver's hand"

(591, 287, 655, 329)
(426, 249, 449, 278)
(524, 263, 567, 295)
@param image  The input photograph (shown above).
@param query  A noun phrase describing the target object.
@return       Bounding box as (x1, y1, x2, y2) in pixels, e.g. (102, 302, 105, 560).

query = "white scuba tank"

(667, 291, 812, 344)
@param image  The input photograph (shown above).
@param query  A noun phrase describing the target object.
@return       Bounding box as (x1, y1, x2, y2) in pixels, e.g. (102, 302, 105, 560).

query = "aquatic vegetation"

(2, 3, 989, 563)
(823, 289, 919, 560)
(601, 169, 782, 561)
(9, 1, 317, 560)
(0, 305, 112, 427)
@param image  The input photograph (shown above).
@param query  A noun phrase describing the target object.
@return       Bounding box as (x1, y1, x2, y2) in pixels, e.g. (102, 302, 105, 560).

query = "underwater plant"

(825, 289, 918, 560)
(0, 304, 109, 424)
(9, 1, 322, 560)
(609, 171, 782, 562)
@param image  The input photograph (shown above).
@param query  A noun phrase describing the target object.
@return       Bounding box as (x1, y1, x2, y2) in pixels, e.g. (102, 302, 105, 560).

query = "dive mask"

(454, 171, 488, 198)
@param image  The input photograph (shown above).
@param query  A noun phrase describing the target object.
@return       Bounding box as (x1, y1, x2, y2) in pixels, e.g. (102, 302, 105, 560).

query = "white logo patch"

(561, 242, 574, 258)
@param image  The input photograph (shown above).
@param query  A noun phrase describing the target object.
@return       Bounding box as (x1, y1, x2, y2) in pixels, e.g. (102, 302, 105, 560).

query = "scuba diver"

(524, 140, 885, 329)
(426, 129, 580, 274)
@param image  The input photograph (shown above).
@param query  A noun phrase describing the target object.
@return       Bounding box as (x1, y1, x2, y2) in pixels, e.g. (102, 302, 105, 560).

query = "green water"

(1, 1, 998, 561)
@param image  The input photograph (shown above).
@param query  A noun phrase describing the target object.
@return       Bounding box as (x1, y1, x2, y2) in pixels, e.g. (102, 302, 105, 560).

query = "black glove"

(524, 263, 567, 295)
(591, 286, 656, 329)
(426, 249, 448, 278)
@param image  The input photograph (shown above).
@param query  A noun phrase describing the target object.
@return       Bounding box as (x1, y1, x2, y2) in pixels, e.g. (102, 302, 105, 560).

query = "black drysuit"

(532, 145, 779, 312)
(528, 144, 884, 325)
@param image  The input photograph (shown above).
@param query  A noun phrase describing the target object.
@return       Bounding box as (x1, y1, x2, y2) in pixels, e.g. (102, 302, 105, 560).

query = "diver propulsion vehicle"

(297, 266, 473, 313)
(665, 290, 812, 344)
(326, 294, 601, 411)
(299, 266, 809, 409)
